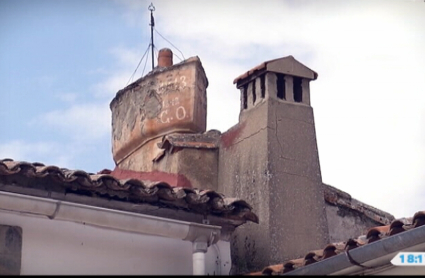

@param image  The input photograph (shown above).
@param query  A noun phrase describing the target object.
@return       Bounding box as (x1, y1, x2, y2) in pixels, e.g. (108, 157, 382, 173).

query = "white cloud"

(33, 102, 111, 142)
(92, 71, 133, 98)
(109, 46, 146, 67)
(87, 67, 109, 75)
(55, 92, 78, 103)
(91, 45, 152, 98)
(0, 140, 73, 168)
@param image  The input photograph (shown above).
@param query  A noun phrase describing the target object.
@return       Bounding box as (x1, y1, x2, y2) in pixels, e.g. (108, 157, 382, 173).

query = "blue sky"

(1, 0, 425, 219)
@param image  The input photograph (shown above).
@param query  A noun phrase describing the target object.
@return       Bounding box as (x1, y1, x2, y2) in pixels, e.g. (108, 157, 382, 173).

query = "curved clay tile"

(304, 252, 319, 265)
(121, 178, 147, 188)
(223, 198, 253, 209)
(156, 187, 182, 201)
(68, 170, 96, 187)
(128, 181, 159, 197)
(210, 196, 226, 211)
(58, 169, 85, 183)
(413, 211, 425, 228)
(261, 263, 284, 275)
(35, 165, 63, 178)
(366, 225, 390, 243)
(322, 244, 338, 259)
(199, 189, 224, 199)
(185, 191, 210, 204)
(389, 220, 406, 235)
(344, 238, 360, 251)
(280, 258, 304, 274)
(96, 175, 131, 191)
(3, 160, 36, 175)
(171, 187, 188, 199)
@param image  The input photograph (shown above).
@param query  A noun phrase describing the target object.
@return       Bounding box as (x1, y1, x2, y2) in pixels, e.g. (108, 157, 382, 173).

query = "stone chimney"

(110, 49, 209, 185)
(218, 56, 329, 273)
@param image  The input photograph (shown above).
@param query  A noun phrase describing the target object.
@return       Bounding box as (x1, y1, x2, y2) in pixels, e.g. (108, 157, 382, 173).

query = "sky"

(0, 0, 424, 219)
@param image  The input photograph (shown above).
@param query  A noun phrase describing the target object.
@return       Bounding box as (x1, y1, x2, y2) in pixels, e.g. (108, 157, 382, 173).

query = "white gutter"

(0, 191, 221, 275)
(284, 224, 425, 276)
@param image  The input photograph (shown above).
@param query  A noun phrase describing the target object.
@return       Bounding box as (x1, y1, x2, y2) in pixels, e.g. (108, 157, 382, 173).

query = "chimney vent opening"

(252, 79, 257, 105)
(276, 73, 285, 100)
(293, 77, 302, 103)
(260, 74, 265, 98)
(243, 85, 248, 109)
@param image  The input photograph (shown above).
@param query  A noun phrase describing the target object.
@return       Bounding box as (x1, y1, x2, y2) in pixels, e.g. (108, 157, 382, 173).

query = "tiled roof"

(233, 55, 318, 85)
(0, 158, 258, 225)
(248, 210, 425, 275)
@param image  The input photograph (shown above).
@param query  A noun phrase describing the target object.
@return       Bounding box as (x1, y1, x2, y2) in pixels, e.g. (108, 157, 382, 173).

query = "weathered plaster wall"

(174, 148, 218, 191)
(0, 210, 231, 275)
(0, 224, 21, 275)
(218, 98, 329, 274)
(218, 101, 270, 274)
(324, 183, 394, 243)
(115, 139, 218, 189)
(325, 204, 384, 243)
(266, 98, 329, 261)
(110, 57, 208, 167)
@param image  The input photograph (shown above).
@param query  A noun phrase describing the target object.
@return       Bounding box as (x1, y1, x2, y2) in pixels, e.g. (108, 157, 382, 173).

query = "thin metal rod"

(148, 3, 155, 70)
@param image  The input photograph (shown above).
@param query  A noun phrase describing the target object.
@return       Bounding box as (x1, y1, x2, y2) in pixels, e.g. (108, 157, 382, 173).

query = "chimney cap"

(233, 55, 318, 87)
(158, 48, 173, 68)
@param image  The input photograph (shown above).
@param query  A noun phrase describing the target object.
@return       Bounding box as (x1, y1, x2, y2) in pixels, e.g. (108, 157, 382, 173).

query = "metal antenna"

(148, 3, 155, 70)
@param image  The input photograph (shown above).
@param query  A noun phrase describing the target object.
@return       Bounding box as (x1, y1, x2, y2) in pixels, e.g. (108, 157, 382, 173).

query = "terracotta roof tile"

(389, 220, 406, 235)
(0, 158, 258, 224)
(344, 238, 361, 251)
(366, 225, 390, 243)
(249, 210, 425, 275)
(281, 258, 305, 274)
(262, 263, 286, 275)
(413, 211, 425, 227)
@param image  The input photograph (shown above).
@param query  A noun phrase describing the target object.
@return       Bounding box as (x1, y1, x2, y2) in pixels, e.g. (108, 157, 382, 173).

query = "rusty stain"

(221, 122, 246, 149)
(110, 167, 193, 188)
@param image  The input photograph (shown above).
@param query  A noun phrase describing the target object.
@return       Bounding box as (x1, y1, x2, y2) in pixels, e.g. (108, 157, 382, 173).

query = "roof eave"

(282, 225, 425, 276)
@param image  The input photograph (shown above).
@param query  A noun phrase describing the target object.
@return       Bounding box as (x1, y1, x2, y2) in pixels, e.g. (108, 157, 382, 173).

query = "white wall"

(0, 209, 231, 275)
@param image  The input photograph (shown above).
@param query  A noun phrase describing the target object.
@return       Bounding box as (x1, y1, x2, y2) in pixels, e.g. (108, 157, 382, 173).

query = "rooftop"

(0, 158, 258, 227)
(248, 210, 425, 275)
